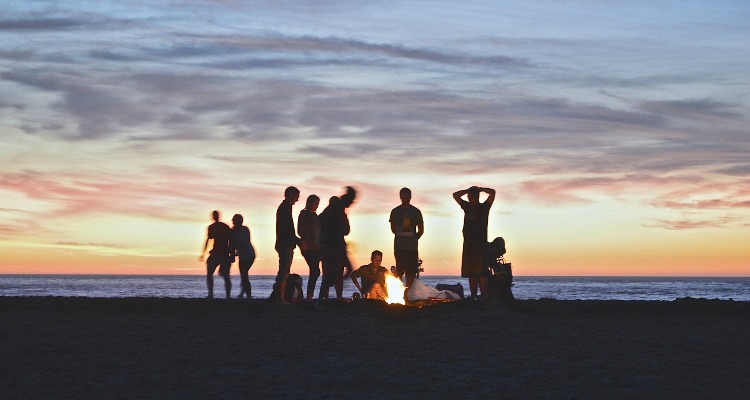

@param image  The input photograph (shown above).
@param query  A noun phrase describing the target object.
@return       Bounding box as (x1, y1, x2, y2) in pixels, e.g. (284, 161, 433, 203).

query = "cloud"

(638, 98, 740, 120)
(649, 216, 742, 230)
(0, 18, 86, 31)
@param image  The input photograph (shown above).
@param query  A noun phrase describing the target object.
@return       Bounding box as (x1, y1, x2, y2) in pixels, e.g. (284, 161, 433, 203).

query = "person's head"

(211, 210, 220, 222)
(340, 186, 357, 208)
(371, 250, 383, 267)
(467, 186, 480, 204)
(232, 214, 243, 227)
(399, 187, 412, 205)
(284, 186, 300, 205)
(305, 194, 320, 212)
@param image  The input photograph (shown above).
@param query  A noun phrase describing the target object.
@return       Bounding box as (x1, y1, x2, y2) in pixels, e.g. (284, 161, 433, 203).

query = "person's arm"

(350, 269, 363, 294)
(284, 205, 301, 246)
(389, 209, 397, 234)
(453, 189, 469, 205)
(342, 212, 351, 237)
(228, 231, 237, 262)
(297, 212, 309, 250)
(199, 228, 210, 261)
(482, 187, 496, 206)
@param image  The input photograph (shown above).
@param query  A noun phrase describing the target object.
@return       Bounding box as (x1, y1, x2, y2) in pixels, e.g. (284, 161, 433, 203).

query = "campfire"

(383, 273, 406, 305)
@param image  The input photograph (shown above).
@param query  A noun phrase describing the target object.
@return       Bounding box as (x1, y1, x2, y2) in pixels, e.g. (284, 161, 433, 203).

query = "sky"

(1, 0, 749, 277)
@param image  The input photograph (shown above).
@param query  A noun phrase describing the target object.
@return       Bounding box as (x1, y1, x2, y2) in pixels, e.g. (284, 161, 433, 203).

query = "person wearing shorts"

(389, 187, 423, 292)
(200, 210, 232, 299)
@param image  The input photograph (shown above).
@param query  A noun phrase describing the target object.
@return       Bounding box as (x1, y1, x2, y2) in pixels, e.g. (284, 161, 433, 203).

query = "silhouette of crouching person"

(351, 250, 389, 301)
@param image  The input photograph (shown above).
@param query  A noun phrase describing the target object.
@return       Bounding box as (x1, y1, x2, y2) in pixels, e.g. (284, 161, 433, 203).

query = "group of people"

(199, 185, 497, 302)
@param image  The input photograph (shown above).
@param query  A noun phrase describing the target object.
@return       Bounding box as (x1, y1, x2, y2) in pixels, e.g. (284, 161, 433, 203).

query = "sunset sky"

(1, 1, 749, 277)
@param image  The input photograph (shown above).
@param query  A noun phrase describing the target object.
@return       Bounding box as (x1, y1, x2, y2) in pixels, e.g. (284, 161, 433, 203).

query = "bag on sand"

(485, 237, 514, 303)
(436, 283, 465, 299)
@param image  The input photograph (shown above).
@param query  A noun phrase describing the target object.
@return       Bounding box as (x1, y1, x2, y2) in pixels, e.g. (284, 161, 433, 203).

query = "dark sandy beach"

(1, 297, 748, 399)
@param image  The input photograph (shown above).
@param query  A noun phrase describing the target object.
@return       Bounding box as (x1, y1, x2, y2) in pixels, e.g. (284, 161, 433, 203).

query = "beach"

(1, 297, 748, 399)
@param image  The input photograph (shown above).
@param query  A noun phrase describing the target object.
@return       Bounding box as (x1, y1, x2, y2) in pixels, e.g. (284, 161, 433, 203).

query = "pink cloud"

(649, 216, 741, 230)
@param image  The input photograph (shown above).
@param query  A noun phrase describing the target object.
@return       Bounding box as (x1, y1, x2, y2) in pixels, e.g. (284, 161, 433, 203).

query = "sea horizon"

(2, 274, 748, 302)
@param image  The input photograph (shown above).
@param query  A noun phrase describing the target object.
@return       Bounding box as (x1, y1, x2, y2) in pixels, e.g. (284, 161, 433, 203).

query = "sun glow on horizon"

(1, 1, 749, 277)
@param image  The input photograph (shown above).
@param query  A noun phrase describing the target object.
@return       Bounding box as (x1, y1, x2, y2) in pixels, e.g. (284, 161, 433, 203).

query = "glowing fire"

(384, 273, 406, 305)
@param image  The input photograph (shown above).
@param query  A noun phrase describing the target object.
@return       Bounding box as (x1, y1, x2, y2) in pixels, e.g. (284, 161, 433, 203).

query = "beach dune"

(1, 297, 748, 399)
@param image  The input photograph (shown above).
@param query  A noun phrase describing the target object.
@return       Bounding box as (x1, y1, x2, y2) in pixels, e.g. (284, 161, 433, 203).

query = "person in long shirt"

(199, 210, 232, 299)
(453, 186, 496, 299)
(275, 186, 301, 305)
(298, 194, 321, 301)
(231, 213, 256, 299)
(318, 186, 356, 300)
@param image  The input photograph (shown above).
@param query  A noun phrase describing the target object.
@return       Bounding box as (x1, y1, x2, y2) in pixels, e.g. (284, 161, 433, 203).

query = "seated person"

(350, 250, 389, 300)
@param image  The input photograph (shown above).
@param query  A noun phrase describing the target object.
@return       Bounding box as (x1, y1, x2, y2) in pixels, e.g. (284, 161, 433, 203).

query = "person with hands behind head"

(453, 186, 496, 300)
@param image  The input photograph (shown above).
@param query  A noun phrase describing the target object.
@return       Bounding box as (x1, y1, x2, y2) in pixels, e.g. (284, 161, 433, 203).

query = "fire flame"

(384, 273, 406, 305)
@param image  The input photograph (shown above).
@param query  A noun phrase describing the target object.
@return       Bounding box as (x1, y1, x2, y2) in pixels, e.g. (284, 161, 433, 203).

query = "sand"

(1, 297, 748, 399)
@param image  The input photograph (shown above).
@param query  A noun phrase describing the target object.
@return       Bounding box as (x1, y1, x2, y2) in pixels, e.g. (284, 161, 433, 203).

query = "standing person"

(389, 187, 424, 291)
(199, 210, 232, 299)
(298, 194, 321, 301)
(453, 186, 496, 299)
(318, 187, 357, 300)
(231, 214, 256, 299)
(275, 186, 301, 305)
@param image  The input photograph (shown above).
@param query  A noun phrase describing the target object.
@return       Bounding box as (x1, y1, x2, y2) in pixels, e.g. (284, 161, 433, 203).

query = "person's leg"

(206, 274, 213, 299)
(334, 267, 344, 298)
(405, 273, 416, 290)
(219, 257, 232, 299)
(318, 252, 331, 300)
(369, 283, 387, 301)
(479, 275, 488, 300)
(276, 246, 293, 304)
(238, 259, 250, 298)
(334, 249, 346, 298)
(206, 255, 219, 299)
(405, 250, 418, 289)
(304, 250, 320, 301)
(468, 276, 478, 298)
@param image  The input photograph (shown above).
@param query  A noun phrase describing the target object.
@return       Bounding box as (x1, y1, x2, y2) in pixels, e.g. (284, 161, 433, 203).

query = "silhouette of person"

(298, 194, 321, 301)
(350, 250, 389, 300)
(389, 187, 424, 291)
(231, 213, 256, 299)
(318, 186, 357, 300)
(275, 186, 301, 305)
(199, 210, 232, 299)
(453, 186, 496, 299)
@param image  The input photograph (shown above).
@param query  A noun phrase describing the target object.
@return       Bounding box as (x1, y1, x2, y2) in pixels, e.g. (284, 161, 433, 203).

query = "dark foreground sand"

(1, 297, 748, 399)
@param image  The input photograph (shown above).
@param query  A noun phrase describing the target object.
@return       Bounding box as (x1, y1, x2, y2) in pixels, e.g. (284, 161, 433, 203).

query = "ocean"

(1, 275, 748, 301)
